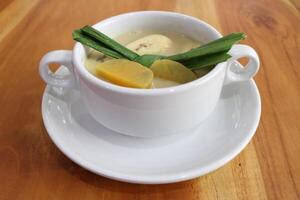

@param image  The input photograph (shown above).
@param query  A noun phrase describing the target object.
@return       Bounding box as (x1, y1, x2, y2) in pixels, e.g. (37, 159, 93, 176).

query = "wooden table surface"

(1, 0, 300, 199)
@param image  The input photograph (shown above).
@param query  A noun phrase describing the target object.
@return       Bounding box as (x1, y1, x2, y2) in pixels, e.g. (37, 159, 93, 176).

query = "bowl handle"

(39, 50, 76, 88)
(224, 44, 260, 84)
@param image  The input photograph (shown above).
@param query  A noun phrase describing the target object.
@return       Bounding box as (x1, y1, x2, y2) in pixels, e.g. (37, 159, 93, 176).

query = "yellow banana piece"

(126, 34, 174, 56)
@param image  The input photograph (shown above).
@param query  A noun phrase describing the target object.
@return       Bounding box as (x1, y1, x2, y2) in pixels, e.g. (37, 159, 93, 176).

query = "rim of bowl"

(73, 11, 224, 96)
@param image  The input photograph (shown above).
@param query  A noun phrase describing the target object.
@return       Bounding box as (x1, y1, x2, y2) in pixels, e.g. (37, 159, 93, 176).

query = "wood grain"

(0, 0, 299, 199)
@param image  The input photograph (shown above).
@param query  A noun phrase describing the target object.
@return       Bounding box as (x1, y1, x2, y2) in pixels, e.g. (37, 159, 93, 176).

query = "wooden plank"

(216, 0, 300, 199)
(0, 0, 39, 42)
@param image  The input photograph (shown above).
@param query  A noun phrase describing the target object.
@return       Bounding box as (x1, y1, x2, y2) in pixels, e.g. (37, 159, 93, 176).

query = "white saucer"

(42, 67, 261, 184)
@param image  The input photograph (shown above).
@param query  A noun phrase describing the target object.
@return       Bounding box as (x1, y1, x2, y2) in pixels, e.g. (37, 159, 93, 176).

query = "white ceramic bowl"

(39, 11, 259, 137)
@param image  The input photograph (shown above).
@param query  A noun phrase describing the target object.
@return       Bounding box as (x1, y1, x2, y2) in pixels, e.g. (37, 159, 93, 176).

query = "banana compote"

(85, 30, 201, 88)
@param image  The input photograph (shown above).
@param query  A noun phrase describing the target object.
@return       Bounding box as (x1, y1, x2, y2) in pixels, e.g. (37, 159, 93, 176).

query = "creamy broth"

(85, 30, 205, 88)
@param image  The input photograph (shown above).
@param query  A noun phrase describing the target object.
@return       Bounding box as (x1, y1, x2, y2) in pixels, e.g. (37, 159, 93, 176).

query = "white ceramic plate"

(42, 67, 261, 184)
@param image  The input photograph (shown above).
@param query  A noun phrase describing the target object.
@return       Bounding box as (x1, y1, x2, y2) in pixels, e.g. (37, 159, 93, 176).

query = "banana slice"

(150, 59, 197, 84)
(126, 34, 174, 56)
(95, 59, 153, 88)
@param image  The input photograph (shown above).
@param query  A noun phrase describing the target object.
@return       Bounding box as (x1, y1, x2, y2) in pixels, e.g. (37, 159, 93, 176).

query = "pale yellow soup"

(85, 30, 206, 88)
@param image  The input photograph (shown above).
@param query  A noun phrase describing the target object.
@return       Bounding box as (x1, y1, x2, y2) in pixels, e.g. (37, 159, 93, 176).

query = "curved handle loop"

(39, 50, 75, 88)
(225, 44, 260, 84)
